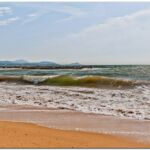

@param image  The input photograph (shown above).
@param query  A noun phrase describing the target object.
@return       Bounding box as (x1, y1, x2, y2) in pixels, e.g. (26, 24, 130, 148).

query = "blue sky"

(0, 2, 150, 64)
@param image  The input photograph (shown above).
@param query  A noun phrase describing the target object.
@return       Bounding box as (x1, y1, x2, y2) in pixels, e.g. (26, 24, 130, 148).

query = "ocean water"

(0, 65, 150, 120)
(0, 65, 150, 81)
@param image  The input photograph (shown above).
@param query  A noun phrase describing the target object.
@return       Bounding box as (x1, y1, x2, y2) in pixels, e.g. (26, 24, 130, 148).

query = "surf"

(0, 75, 135, 88)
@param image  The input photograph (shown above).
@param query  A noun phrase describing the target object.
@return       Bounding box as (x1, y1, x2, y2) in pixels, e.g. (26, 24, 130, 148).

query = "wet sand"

(0, 105, 150, 148)
(0, 121, 149, 148)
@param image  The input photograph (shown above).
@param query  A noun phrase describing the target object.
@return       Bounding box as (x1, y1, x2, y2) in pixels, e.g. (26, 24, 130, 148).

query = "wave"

(0, 76, 22, 83)
(41, 76, 134, 88)
(0, 75, 135, 88)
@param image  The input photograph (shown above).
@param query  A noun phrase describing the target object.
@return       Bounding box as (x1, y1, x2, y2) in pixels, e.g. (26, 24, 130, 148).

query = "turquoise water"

(0, 65, 150, 81)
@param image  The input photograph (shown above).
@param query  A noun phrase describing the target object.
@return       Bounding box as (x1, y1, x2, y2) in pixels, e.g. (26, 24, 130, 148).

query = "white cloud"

(0, 17, 19, 26)
(22, 5, 86, 24)
(28, 13, 37, 17)
(53, 6, 86, 23)
(43, 8, 150, 64)
(22, 13, 40, 24)
(0, 7, 12, 16)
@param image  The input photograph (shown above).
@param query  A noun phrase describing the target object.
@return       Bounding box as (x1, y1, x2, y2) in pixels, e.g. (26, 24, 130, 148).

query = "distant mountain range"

(0, 60, 82, 67)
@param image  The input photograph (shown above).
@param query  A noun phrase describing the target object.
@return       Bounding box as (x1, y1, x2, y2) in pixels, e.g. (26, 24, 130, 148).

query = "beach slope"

(0, 121, 149, 148)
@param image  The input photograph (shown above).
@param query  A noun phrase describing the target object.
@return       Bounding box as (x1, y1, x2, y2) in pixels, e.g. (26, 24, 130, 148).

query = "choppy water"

(0, 82, 150, 120)
(0, 65, 150, 120)
(1, 65, 150, 81)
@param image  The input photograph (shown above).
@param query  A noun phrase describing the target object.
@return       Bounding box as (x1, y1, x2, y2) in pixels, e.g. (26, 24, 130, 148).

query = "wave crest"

(42, 75, 134, 88)
(0, 75, 135, 88)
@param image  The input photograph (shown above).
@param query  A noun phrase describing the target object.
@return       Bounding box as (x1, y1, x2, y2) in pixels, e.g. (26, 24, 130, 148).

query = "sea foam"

(0, 82, 149, 120)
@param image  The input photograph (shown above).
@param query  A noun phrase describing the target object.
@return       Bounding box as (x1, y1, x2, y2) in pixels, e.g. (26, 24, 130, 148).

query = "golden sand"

(0, 121, 149, 148)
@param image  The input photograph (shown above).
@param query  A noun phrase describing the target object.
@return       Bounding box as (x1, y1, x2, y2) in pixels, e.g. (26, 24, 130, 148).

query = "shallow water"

(0, 82, 149, 120)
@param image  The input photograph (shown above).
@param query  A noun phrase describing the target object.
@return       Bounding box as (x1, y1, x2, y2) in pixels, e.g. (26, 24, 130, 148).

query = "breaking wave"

(0, 75, 135, 88)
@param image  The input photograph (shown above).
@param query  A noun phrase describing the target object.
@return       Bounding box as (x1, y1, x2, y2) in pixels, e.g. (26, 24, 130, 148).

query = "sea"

(0, 65, 150, 81)
(0, 65, 150, 120)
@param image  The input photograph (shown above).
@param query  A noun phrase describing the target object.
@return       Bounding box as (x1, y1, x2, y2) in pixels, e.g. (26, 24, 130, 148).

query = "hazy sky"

(0, 2, 150, 64)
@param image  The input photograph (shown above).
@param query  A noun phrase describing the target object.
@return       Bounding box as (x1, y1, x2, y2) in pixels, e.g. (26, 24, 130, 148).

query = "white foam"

(0, 83, 150, 120)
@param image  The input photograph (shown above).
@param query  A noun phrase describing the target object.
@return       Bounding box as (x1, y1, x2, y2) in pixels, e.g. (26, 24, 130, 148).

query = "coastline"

(0, 120, 149, 148)
(0, 82, 150, 147)
(0, 105, 150, 145)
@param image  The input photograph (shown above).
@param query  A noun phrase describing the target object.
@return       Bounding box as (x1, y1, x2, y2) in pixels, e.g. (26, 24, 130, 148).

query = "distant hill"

(0, 60, 85, 68)
(0, 60, 59, 67)
(0, 60, 93, 69)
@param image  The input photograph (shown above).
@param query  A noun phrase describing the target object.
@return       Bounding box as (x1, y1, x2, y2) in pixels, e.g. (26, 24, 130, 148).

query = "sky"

(0, 2, 150, 64)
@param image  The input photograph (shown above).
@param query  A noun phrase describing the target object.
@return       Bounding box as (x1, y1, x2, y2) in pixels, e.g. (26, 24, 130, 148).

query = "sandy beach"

(0, 121, 149, 148)
(0, 83, 150, 148)
(0, 104, 150, 148)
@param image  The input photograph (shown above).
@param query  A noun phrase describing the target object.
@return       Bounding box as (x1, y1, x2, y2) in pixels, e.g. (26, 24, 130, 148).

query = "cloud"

(53, 6, 86, 23)
(0, 7, 12, 16)
(0, 17, 19, 26)
(43, 8, 150, 64)
(22, 5, 86, 24)
(22, 13, 40, 24)
(0, 7, 18, 26)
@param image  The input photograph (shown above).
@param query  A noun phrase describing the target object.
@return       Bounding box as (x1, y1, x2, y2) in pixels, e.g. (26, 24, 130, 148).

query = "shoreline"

(0, 82, 149, 120)
(0, 120, 149, 148)
(0, 82, 150, 147)
(0, 105, 150, 144)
